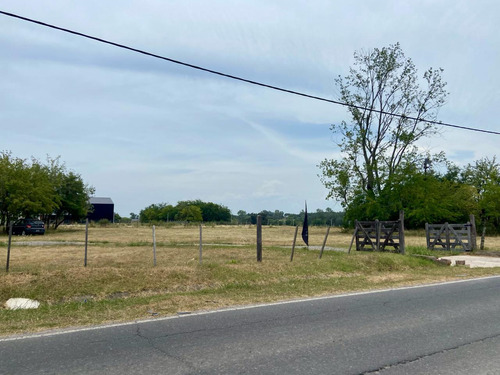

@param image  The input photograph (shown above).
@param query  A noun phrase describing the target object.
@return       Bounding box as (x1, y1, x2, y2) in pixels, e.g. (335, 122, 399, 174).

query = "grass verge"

(1, 225, 499, 336)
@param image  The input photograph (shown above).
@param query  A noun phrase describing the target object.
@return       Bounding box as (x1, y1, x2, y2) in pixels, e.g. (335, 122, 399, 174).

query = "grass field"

(1, 224, 499, 336)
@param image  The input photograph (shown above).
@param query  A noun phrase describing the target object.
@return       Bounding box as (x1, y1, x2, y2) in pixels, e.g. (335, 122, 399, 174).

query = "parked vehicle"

(11, 219, 45, 235)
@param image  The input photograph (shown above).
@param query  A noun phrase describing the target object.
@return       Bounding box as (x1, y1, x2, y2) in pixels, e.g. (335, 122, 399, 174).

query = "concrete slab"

(439, 255, 500, 268)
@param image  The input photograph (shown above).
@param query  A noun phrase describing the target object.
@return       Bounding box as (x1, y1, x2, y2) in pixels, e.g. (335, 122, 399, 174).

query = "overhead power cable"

(1, 10, 499, 136)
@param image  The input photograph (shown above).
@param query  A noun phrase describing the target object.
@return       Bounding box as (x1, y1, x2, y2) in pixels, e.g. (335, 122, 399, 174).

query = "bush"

(97, 219, 110, 227)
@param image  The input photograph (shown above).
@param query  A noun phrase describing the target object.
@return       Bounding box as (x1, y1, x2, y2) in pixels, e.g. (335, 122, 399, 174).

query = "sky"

(1, 1, 499, 217)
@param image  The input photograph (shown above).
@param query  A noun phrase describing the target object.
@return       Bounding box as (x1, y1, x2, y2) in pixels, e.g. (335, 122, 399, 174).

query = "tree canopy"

(0, 152, 94, 230)
(461, 157, 500, 232)
(235, 209, 344, 227)
(139, 200, 231, 223)
(319, 43, 448, 210)
(318, 43, 500, 232)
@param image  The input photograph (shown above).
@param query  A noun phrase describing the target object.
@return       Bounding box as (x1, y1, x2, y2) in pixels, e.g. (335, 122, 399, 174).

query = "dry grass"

(1, 224, 499, 336)
(8, 224, 366, 247)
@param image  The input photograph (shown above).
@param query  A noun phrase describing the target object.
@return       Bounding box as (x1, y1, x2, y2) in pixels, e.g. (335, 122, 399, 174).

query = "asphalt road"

(1, 276, 500, 374)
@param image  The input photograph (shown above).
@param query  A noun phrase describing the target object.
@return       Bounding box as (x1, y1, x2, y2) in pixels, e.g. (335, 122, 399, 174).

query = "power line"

(1, 10, 499, 136)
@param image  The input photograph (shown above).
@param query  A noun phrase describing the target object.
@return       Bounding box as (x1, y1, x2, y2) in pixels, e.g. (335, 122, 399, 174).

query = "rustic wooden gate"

(425, 222, 473, 251)
(348, 212, 405, 254)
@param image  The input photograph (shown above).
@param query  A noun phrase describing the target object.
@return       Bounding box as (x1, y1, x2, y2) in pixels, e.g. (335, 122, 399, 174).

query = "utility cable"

(1, 10, 499, 136)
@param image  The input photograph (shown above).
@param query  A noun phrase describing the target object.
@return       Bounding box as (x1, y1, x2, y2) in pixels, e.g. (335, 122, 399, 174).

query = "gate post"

(469, 214, 477, 251)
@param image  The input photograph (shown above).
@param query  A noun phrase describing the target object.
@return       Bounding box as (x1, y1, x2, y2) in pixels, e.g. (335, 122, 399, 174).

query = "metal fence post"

(6, 222, 12, 272)
(199, 224, 203, 265)
(84, 218, 89, 267)
(256, 215, 262, 262)
(152, 225, 157, 266)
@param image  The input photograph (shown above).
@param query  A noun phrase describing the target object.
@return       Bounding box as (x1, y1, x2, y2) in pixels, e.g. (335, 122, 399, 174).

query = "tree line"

(135, 202, 344, 227)
(235, 209, 344, 226)
(139, 200, 231, 223)
(0, 151, 94, 230)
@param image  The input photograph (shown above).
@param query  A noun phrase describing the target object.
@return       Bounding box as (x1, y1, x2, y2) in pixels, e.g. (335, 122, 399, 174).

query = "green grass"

(405, 245, 466, 257)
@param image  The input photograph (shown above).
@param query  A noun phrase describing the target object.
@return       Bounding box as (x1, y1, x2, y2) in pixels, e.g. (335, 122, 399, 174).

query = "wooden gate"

(349, 215, 405, 254)
(425, 222, 473, 251)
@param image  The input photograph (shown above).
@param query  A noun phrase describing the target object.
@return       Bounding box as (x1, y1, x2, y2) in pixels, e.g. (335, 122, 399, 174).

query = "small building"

(87, 197, 114, 223)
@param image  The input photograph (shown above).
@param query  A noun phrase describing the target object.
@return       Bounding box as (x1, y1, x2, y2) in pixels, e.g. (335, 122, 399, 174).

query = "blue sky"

(1, 1, 499, 216)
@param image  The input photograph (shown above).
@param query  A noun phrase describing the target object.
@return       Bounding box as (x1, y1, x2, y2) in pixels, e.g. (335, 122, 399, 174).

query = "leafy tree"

(340, 152, 477, 229)
(237, 210, 249, 224)
(139, 203, 165, 222)
(0, 152, 55, 227)
(140, 200, 230, 223)
(398, 174, 475, 228)
(479, 183, 500, 233)
(177, 205, 203, 222)
(199, 201, 231, 222)
(319, 43, 448, 219)
(159, 204, 178, 222)
(462, 157, 500, 234)
(176, 200, 230, 222)
(42, 156, 94, 228)
(53, 171, 94, 228)
(249, 210, 272, 225)
(0, 152, 92, 230)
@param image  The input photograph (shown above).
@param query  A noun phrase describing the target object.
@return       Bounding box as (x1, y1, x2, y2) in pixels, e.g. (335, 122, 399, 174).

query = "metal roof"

(89, 197, 114, 205)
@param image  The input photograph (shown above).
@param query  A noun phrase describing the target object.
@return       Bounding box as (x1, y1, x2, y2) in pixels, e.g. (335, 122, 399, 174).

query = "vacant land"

(1, 224, 499, 336)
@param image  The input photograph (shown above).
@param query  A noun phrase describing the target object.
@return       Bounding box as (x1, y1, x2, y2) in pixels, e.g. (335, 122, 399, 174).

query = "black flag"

(301, 201, 309, 246)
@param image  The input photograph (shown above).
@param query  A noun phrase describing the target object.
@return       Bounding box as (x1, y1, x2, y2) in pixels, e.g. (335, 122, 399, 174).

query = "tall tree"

(319, 43, 448, 217)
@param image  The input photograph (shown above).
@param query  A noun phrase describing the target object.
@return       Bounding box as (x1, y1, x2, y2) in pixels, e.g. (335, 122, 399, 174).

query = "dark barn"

(87, 197, 114, 223)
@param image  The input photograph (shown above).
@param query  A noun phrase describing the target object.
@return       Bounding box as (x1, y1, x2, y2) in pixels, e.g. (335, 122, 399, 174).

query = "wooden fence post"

(469, 214, 477, 251)
(319, 226, 331, 259)
(399, 210, 405, 255)
(256, 215, 262, 262)
(290, 225, 298, 262)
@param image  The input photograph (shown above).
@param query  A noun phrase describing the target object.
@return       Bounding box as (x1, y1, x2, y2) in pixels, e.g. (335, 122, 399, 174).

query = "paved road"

(2, 276, 500, 374)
